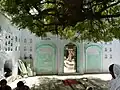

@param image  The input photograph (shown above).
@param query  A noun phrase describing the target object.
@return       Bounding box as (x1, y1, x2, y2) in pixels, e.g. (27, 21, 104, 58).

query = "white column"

(79, 42, 85, 74)
(12, 57, 18, 76)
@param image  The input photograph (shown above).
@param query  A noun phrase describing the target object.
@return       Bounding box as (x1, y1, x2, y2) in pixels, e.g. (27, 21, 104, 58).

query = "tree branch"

(33, 5, 41, 14)
(99, 1, 120, 13)
(40, 1, 64, 6)
(40, 1, 56, 4)
(44, 22, 62, 26)
(33, 19, 63, 26)
(41, 8, 56, 14)
(101, 13, 120, 18)
(31, 8, 57, 19)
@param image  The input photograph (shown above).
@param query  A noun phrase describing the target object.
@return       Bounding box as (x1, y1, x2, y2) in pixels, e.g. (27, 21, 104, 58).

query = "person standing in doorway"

(64, 48, 76, 73)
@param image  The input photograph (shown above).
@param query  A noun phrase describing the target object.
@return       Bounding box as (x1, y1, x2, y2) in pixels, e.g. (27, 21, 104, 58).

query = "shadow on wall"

(4, 60, 12, 77)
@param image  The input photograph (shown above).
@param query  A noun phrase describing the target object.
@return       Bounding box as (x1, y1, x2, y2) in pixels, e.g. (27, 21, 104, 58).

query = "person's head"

(0, 79, 7, 87)
(17, 81, 24, 87)
(109, 64, 120, 79)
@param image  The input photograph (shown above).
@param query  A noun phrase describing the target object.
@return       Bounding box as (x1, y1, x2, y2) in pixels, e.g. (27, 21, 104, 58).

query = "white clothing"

(64, 60, 76, 73)
(109, 64, 120, 90)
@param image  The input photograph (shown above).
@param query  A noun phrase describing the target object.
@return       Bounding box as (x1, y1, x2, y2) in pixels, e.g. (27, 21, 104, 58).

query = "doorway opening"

(4, 60, 12, 77)
(64, 43, 77, 73)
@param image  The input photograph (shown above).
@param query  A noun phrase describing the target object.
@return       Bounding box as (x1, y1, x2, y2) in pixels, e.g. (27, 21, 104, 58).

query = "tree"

(0, 0, 120, 42)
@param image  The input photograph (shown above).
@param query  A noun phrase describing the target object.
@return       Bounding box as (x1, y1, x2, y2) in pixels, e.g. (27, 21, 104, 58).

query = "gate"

(85, 45, 102, 73)
(36, 43, 56, 74)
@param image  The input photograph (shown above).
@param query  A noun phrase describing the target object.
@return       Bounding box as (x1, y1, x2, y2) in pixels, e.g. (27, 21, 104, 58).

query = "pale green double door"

(85, 45, 102, 73)
(36, 43, 56, 74)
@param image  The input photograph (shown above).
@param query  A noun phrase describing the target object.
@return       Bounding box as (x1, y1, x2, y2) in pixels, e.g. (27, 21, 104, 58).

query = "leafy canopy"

(0, 0, 120, 42)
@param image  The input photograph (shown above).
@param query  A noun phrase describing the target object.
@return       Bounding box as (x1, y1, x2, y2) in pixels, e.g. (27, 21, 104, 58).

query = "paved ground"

(7, 74, 111, 90)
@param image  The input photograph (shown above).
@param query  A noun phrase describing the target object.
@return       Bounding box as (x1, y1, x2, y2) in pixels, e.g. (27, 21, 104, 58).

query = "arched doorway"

(36, 44, 56, 74)
(64, 43, 77, 73)
(85, 45, 102, 73)
(4, 60, 12, 77)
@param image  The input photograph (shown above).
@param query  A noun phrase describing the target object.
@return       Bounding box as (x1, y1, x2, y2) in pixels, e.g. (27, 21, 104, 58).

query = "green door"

(85, 45, 102, 73)
(36, 44, 56, 74)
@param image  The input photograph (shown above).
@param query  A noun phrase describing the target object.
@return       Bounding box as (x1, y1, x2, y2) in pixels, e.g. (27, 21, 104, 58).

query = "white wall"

(101, 40, 120, 72)
(20, 29, 36, 60)
(0, 13, 21, 75)
(1, 12, 120, 74)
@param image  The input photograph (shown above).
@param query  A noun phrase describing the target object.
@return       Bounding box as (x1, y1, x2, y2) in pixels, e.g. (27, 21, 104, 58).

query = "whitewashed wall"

(20, 29, 36, 60)
(1, 12, 120, 75)
(0, 13, 21, 75)
(102, 40, 120, 72)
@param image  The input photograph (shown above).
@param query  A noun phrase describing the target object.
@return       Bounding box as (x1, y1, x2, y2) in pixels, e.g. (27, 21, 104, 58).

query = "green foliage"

(0, 0, 120, 42)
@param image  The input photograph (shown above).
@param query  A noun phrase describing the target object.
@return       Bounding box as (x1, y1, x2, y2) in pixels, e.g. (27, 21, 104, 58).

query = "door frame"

(85, 44, 103, 73)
